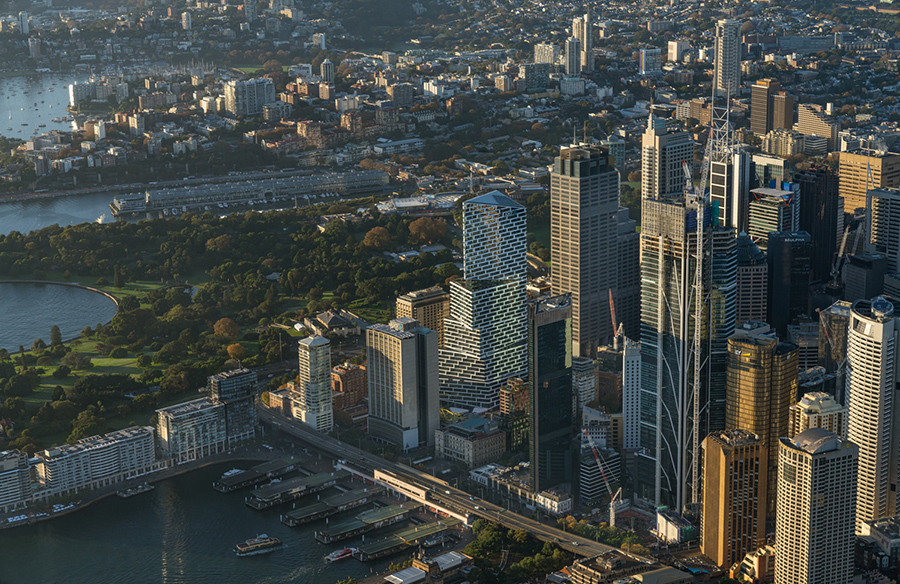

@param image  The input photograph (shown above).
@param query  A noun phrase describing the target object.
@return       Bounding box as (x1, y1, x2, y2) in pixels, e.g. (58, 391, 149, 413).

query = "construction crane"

(830, 225, 852, 286)
(581, 429, 624, 527)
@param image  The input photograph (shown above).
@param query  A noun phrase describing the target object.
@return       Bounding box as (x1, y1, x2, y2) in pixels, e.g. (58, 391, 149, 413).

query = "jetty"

(245, 470, 349, 510)
(280, 486, 383, 527)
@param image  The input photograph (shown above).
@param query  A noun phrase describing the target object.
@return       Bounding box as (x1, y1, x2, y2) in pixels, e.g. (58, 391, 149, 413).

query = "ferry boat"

(325, 548, 356, 562)
(234, 534, 282, 557)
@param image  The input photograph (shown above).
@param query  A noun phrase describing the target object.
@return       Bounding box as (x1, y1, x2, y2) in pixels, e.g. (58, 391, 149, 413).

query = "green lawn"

(531, 224, 550, 250)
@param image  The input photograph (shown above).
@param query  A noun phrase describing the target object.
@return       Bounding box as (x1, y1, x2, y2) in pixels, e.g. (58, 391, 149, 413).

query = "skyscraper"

(534, 42, 560, 65)
(725, 332, 798, 526)
(639, 48, 662, 76)
(320, 59, 335, 84)
(747, 185, 800, 251)
(616, 207, 641, 339)
(18, 12, 29, 35)
(714, 19, 741, 97)
(750, 79, 781, 136)
(439, 192, 527, 409)
(528, 294, 574, 493)
(775, 429, 858, 584)
(564, 37, 581, 76)
(796, 165, 841, 283)
(182, 11, 191, 31)
(701, 430, 767, 570)
(709, 150, 752, 232)
(621, 338, 640, 450)
(839, 150, 900, 214)
(366, 318, 440, 450)
(818, 300, 852, 405)
(847, 297, 900, 532)
(766, 231, 812, 337)
(296, 336, 333, 432)
(789, 391, 847, 439)
(396, 287, 449, 347)
(550, 146, 620, 357)
(640, 115, 695, 201)
(636, 199, 737, 509)
(207, 368, 258, 445)
(869, 188, 900, 275)
(572, 13, 592, 72)
(224, 78, 276, 116)
(735, 233, 767, 325)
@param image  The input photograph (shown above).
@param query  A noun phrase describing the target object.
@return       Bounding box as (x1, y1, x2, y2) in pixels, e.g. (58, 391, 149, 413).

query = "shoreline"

(0, 449, 274, 531)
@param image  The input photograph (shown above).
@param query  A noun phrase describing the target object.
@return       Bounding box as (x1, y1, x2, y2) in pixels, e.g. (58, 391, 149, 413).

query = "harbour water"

(1, 73, 89, 139)
(0, 282, 119, 351)
(0, 462, 397, 584)
(0, 191, 116, 235)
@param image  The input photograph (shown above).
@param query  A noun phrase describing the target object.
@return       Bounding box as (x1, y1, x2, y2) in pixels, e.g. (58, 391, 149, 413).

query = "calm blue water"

(0, 282, 118, 351)
(0, 462, 399, 584)
(1, 72, 89, 139)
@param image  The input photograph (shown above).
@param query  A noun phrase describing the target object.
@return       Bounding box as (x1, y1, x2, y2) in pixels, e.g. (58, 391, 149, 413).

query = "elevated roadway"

(259, 407, 635, 559)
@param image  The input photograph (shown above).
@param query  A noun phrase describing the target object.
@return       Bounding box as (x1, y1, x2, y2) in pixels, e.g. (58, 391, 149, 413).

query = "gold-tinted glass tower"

(725, 332, 798, 527)
(701, 430, 767, 570)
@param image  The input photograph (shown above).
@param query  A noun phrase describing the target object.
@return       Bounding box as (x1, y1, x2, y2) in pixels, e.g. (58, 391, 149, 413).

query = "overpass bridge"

(259, 407, 636, 559)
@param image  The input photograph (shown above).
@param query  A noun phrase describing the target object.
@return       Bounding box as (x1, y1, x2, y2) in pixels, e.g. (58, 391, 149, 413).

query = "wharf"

(213, 459, 296, 493)
(280, 486, 383, 527)
(353, 519, 461, 561)
(314, 503, 414, 544)
(245, 470, 350, 510)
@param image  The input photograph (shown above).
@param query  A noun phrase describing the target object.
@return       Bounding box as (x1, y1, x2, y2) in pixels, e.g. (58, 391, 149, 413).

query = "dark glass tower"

(796, 165, 840, 283)
(767, 231, 812, 337)
(528, 294, 574, 493)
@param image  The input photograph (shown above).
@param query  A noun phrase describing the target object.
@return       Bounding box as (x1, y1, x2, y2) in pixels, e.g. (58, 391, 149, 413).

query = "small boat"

(117, 482, 155, 498)
(235, 534, 282, 557)
(325, 548, 356, 562)
(38, 124, 46, 127)
(219, 468, 242, 479)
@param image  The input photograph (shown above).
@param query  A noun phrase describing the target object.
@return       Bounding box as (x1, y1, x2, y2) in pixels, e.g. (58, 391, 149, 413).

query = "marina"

(244, 470, 350, 510)
(213, 459, 297, 493)
(280, 486, 383, 527)
(109, 170, 389, 217)
(353, 520, 461, 561)
(313, 503, 413, 544)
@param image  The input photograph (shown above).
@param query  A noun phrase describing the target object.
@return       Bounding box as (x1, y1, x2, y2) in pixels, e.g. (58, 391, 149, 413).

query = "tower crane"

(581, 429, 625, 527)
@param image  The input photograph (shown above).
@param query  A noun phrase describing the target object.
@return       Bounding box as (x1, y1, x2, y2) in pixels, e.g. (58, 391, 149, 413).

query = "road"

(259, 407, 634, 560)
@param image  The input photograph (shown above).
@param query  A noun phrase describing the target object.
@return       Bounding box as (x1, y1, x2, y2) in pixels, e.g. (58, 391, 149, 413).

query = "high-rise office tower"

(528, 294, 574, 493)
(818, 300, 852, 405)
(182, 11, 191, 31)
(320, 59, 335, 84)
(572, 13, 593, 72)
(869, 188, 900, 275)
(701, 430, 767, 570)
(789, 391, 847, 439)
(775, 429, 858, 584)
(725, 332, 799, 526)
(710, 150, 752, 232)
(622, 338, 640, 450)
(550, 146, 620, 357)
(735, 233, 767, 325)
(564, 37, 581, 76)
(747, 185, 800, 251)
(439, 192, 527, 410)
(18, 11, 29, 35)
(796, 165, 840, 283)
(847, 297, 900, 532)
(839, 150, 900, 214)
(844, 253, 887, 303)
(766, 231, 812, 337)
(772, 92, 794, 131)
(208, 368, 258, 445)
(366, 318, 439, 450)
(795, 104, 840, 151)
(714, 19, 741, 97)
(396, 287, 449, 347)
(616, 207, 641, 339)
(223, 78, 276, 116)
(640, 114, 695, 201)
(750, 79, 781, 136)
(296, 336, 333, 432)
(668, 40, 690, 63)
(636, 199, 737, 509)
(534, 42, 560, 65)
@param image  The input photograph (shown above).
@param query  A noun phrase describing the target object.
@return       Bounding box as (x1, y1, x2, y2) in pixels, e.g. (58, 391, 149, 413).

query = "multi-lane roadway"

(259, 406, 636, 559)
